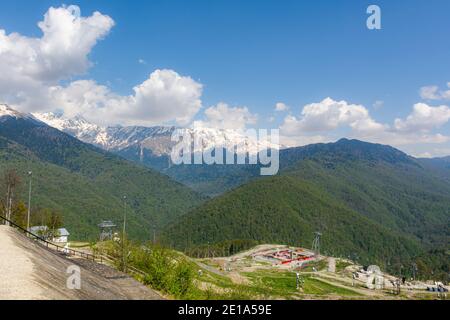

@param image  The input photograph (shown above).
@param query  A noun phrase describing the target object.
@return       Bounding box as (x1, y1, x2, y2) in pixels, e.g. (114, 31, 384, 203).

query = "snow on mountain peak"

(34, 112, 281, 158)
(33, 112, 177, 152)
(33, 112, 114, 148)
(0, 104, 30, 119)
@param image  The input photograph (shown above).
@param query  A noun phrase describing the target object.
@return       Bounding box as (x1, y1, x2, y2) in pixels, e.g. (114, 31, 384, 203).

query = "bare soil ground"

(197, 244, 449, 300)
(0, 226, 163, 300)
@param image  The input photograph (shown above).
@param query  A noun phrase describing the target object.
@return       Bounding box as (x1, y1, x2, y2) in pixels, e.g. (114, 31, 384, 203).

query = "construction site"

(195, 244, 449, 300)
(0, 213, 448, 300)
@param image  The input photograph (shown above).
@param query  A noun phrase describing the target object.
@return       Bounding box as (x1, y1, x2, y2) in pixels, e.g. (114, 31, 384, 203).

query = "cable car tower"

(98, 220, 117, 241)
(312, 231, 322, 257)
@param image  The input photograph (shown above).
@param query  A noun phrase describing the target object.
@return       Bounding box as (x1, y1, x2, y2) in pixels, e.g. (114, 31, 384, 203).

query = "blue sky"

(1, 1, 450, 156)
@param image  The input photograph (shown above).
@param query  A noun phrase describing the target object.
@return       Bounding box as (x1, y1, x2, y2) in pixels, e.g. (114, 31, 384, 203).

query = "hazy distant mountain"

(417, 155, 450, 184)
(0, 105, 204, 240)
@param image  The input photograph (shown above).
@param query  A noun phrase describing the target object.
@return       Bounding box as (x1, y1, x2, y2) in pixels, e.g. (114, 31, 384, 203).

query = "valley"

(0, 105, 204, 240)
(0, 104, 449, 297)
(190, 244, 448, 300)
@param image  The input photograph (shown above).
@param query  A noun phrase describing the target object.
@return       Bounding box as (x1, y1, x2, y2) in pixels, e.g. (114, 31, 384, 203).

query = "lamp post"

(122, 195, 127, 272)
(122, 195, 127, 240)
(26, 171, 32, 231)
(412, 263, 418, 281)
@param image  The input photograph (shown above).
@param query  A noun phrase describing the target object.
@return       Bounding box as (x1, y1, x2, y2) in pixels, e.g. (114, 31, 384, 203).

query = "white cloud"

(394, 103, 450, 133)
(420, 83, 450, 100)
(0, 5, 113, 86)
(280, 134, 328, 148)
(193, 102, 257, 130)
(130, 69, 203, 126)
(372, 100, 384, 109)
(275, 102, 289, 112)
(354, 131, 449, 147)
(138, 58, 147, 65)
(280, 97, 450, 155)
(0, 6, 203, 126)
(1, 5, 449, 158)
(48, 69, 203, 126)
(0, 5, 114, 111)
(420, 86, 440, 100)
(415, 152, 433, 158)
(280, 97, 385, 135)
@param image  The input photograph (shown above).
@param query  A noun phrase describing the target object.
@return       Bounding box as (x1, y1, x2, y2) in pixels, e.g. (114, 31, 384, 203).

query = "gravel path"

(0, 226, 163, 300)
(0, 226, 45, 299)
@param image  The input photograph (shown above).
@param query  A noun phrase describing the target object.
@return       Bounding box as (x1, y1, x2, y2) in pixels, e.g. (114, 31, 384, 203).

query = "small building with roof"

(53, 228, 70, 243)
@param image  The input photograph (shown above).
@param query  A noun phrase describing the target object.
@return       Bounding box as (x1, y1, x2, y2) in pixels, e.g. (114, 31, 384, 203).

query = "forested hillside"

(162, 139, 450, 280)
(0, 113, 204, 240)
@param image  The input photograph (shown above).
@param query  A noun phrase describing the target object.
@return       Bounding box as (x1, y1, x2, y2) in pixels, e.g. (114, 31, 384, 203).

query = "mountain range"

(0, 104, 204, 239)
(33, 112, 281, 195)
(161, 139, 450, 279)
(1, 105, 449, 280)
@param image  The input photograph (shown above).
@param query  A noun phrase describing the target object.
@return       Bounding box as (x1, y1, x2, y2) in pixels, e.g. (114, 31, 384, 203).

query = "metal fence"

(0, 215, 100, 261)
(0, 215, 148, 279)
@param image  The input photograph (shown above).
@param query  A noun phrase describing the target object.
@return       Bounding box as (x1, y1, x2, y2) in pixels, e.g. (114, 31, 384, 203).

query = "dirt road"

(0, 226, 162, 300)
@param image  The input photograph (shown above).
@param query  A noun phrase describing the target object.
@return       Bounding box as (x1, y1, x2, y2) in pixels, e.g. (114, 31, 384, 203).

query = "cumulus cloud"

(280, 97, 386, 135)
(193, 102, 258, 130)
(420, 83, 450, 100)
(129, 69, 202, 126)
(275, 102, 289, 112)
(280, 97, 450, 152)
(0, 6, 203, 126)
(0, 5, 114, 110)
(394, 103, 450, 133)
(48, 69, 203, 126)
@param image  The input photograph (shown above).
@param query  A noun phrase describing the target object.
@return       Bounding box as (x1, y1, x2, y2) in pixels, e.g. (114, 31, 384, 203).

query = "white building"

(29, 226, 70, 243)
(53, 228, 70, 243)
(29, 226, 49, 238)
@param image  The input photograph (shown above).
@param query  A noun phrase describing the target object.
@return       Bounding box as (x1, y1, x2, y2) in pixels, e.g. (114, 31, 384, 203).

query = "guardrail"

(0, 215, 148, 279)
(0, 215, 100, 262)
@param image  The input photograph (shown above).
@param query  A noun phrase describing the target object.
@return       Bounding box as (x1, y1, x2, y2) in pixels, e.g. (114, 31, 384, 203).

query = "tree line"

(1, 168, 63, 235)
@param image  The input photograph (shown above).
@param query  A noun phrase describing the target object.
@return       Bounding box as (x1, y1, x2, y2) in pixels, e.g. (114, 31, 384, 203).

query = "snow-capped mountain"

(0, 104, 40, 123)
(32, 112, 109, 146)
(32, 112, 281, 158)
(33, 112, 176, 155)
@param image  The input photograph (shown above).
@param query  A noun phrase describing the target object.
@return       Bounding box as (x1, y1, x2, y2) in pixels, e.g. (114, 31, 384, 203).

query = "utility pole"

(4, 185, 10, 225)
(7, 191, 13, 226)
(412, 263, 418, 281)
(122, 195, 127, 240)
(27, 171, 32, 231)
(122, 195, 127, 272)
(153, 227, 156, 244)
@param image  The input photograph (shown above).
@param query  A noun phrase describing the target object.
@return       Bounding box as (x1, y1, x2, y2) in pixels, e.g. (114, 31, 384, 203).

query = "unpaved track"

(0, 226, 163, 300)
(0, 226, 45, 299)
